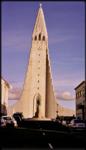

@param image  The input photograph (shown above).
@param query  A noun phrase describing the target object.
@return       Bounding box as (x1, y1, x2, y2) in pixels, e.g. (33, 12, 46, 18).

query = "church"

(8, 4, 75, 119)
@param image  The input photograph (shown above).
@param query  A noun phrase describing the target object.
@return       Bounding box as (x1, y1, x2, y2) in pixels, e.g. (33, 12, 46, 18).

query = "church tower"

(9, 4, 58, 119)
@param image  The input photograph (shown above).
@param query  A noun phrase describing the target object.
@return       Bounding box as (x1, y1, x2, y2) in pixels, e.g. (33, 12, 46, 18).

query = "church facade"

(8, 5, 58, 119)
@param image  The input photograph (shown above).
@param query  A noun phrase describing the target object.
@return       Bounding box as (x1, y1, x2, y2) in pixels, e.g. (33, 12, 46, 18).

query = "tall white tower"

(9, 5, 58, 119)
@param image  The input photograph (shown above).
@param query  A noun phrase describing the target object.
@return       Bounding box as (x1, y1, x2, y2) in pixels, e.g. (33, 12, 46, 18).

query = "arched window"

(37, 99, 40, 105)
(36, 94, 41, 105)
(39, 33, 41, 41)
(34, 36, 37, 40)
(42, 36, 45, 41)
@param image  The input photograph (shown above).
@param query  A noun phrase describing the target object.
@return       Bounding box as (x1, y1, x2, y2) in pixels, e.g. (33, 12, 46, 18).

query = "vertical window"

(34, 36, 37, 40)
(39, 33, 41, 40)
(42, 36, 45, 41)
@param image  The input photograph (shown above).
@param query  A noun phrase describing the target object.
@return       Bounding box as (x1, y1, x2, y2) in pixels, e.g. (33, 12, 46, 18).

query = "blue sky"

(2, 2, 85, 110)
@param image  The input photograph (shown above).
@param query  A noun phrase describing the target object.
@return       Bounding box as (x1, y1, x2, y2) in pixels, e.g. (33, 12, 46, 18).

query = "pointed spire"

(40, 3, 42, 8)
(32, 4, 48, 39)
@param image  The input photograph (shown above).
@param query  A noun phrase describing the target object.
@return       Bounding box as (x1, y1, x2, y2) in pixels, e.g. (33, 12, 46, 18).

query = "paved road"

(0, 127, 85, 149)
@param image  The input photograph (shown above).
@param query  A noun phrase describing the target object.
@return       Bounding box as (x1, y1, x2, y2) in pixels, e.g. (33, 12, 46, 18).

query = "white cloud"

(49, 35, 79, 44)
(11, 81, 23, 88)
(8, 87, 22, 100)
(9, 81, 75, 101)
(2, 30, 31, 50)
(8, 81, 24, 100)
(56, 91, 75, 101)
(54, 78, 84, 89)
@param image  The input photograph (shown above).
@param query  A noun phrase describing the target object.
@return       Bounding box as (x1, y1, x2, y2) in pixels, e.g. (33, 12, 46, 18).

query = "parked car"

(1, 117, 6, 127)
(11, 117, 18, 127)
(12, 112, 24, 126)
(62, 120, 66, 125)
(2, 116, 17, 127)
(68, 119, 86, 128)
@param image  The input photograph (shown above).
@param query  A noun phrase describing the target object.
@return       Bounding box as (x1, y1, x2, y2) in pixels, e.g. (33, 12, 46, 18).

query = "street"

(0, 127, 86, 149)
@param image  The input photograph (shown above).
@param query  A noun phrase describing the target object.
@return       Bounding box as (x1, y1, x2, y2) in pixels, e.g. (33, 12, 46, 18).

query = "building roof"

(75, 81, 85, 90)
(1, 77, 11, 88)
(32, 4, 48, 39)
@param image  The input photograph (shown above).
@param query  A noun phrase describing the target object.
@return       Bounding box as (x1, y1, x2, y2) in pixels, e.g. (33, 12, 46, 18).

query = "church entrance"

(33, 94, 41, 118)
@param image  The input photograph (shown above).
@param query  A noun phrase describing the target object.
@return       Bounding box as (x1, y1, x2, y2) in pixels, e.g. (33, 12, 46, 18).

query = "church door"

(33, 94, 41, 118)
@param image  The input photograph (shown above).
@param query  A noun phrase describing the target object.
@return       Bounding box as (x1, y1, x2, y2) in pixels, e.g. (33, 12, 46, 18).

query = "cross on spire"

(40, 3, 42, 7)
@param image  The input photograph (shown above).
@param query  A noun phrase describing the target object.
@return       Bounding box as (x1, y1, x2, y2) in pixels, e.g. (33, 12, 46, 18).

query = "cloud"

(8, 87, 22, 100)
(56, 91, 75, 101)
(2, 30, 31, 50)
(9, 86, 74, 101)
(54, 78, 84, 89)
(11, 81, 23, 88)
(49, 35, 79, 45)
(8, 81, 23, 100)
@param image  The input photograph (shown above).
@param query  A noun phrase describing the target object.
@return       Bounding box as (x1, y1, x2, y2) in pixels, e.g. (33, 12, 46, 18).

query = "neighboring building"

(1, 77, 11, 115)
(75, 81, 86, 120)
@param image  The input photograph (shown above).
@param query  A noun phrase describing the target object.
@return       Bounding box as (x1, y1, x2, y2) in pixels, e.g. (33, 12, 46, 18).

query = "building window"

(42, 36, 45, 41)
(81, 91, 82, 96)
(79, 91, 81, 97)
(76, 93, 78, 98)
(37, 87, 39, 90)
(34, 36, 37, 40)
(78, 91, 81, 97)
(39, 33, 41, 41)
(80, 91, 81, 96)
(83, 93, 85, 97)
(38, 80, 39, 83)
